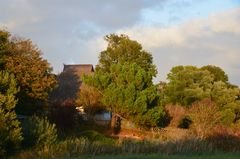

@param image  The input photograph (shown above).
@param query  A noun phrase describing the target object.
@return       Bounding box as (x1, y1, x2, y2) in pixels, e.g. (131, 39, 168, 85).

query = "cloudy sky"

(0, 0, 240, 85)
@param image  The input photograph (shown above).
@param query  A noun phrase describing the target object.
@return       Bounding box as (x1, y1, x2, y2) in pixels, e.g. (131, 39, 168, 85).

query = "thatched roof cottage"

(50, 64, 94, 106)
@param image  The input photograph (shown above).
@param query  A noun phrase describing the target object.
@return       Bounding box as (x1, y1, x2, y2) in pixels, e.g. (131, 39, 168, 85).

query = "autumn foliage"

(1, 30, 56, 114)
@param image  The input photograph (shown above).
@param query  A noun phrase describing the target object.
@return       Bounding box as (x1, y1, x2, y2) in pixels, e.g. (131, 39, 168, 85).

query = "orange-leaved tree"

(0, 29, 56, 115)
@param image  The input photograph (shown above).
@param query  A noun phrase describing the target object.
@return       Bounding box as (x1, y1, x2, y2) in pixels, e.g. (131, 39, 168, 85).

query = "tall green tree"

(165, 66, 214, 106)
(84, 34, 165, 128)
(0, 30, 56, 114)
(0, 71, 22, 156)
(96, 34, 157, 77)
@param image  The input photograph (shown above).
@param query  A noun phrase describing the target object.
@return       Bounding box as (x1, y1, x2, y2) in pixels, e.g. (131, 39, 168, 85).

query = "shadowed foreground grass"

(9, 128, 240, 159)
(73, 153, 240, 159)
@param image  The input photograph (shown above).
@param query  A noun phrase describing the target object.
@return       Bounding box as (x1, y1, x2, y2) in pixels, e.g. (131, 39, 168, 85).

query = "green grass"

(73, 153, 240, 159)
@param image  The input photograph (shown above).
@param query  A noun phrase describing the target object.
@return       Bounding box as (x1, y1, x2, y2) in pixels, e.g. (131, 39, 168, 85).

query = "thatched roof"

(63, 64, 94, 76)
(49, 64, 94, 106)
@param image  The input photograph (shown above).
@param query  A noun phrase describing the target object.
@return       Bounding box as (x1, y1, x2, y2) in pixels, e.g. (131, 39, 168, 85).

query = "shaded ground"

(110, 127, 190, 141)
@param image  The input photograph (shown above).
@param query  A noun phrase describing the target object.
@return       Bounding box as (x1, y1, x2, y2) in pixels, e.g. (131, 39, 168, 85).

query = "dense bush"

(0, 71, 22, 156)
(188, 99, 221, 139)
(76, 85, 104, 115)
(165, 104, 187, 127)
(21, 116, 57, 149)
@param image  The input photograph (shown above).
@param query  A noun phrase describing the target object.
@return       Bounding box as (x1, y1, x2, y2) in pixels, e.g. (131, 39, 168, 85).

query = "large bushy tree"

(201, 65, 228, 83)
(0, 71, 22, 156)
(83, 34, 165, 128)
(0, 30, 56, 114)
(211, 81, 240, 124)
(164, 65, 240, 124)
(165, 66, 214, 106)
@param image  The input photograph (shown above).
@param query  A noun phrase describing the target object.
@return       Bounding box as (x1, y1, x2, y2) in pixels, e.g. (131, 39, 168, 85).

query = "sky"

(0, 0, 240, 85)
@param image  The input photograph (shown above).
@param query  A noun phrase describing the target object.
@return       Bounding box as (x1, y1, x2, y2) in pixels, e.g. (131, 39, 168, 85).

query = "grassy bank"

(8, 125, 240, 159)
(73, 153, 240, 159)
(10, 136, 240, 159)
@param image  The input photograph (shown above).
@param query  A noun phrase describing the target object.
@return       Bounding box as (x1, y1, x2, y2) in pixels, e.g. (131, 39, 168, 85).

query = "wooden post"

(111, 113, 121, 134)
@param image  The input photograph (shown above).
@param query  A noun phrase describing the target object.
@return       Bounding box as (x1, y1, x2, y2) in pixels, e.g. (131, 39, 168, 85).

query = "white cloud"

(208, 8, 240, 34)
(118, 8, 240, 48)
(117, 8, 240, 85)
(0, 0, 164, 74)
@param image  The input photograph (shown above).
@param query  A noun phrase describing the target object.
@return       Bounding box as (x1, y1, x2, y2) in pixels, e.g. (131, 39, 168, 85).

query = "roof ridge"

(63, 64, 94, 73)
(63, 64, 93, 66)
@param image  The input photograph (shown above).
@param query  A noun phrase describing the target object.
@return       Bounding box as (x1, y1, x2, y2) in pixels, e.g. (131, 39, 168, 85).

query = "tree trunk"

(111, 113, 121, 134)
